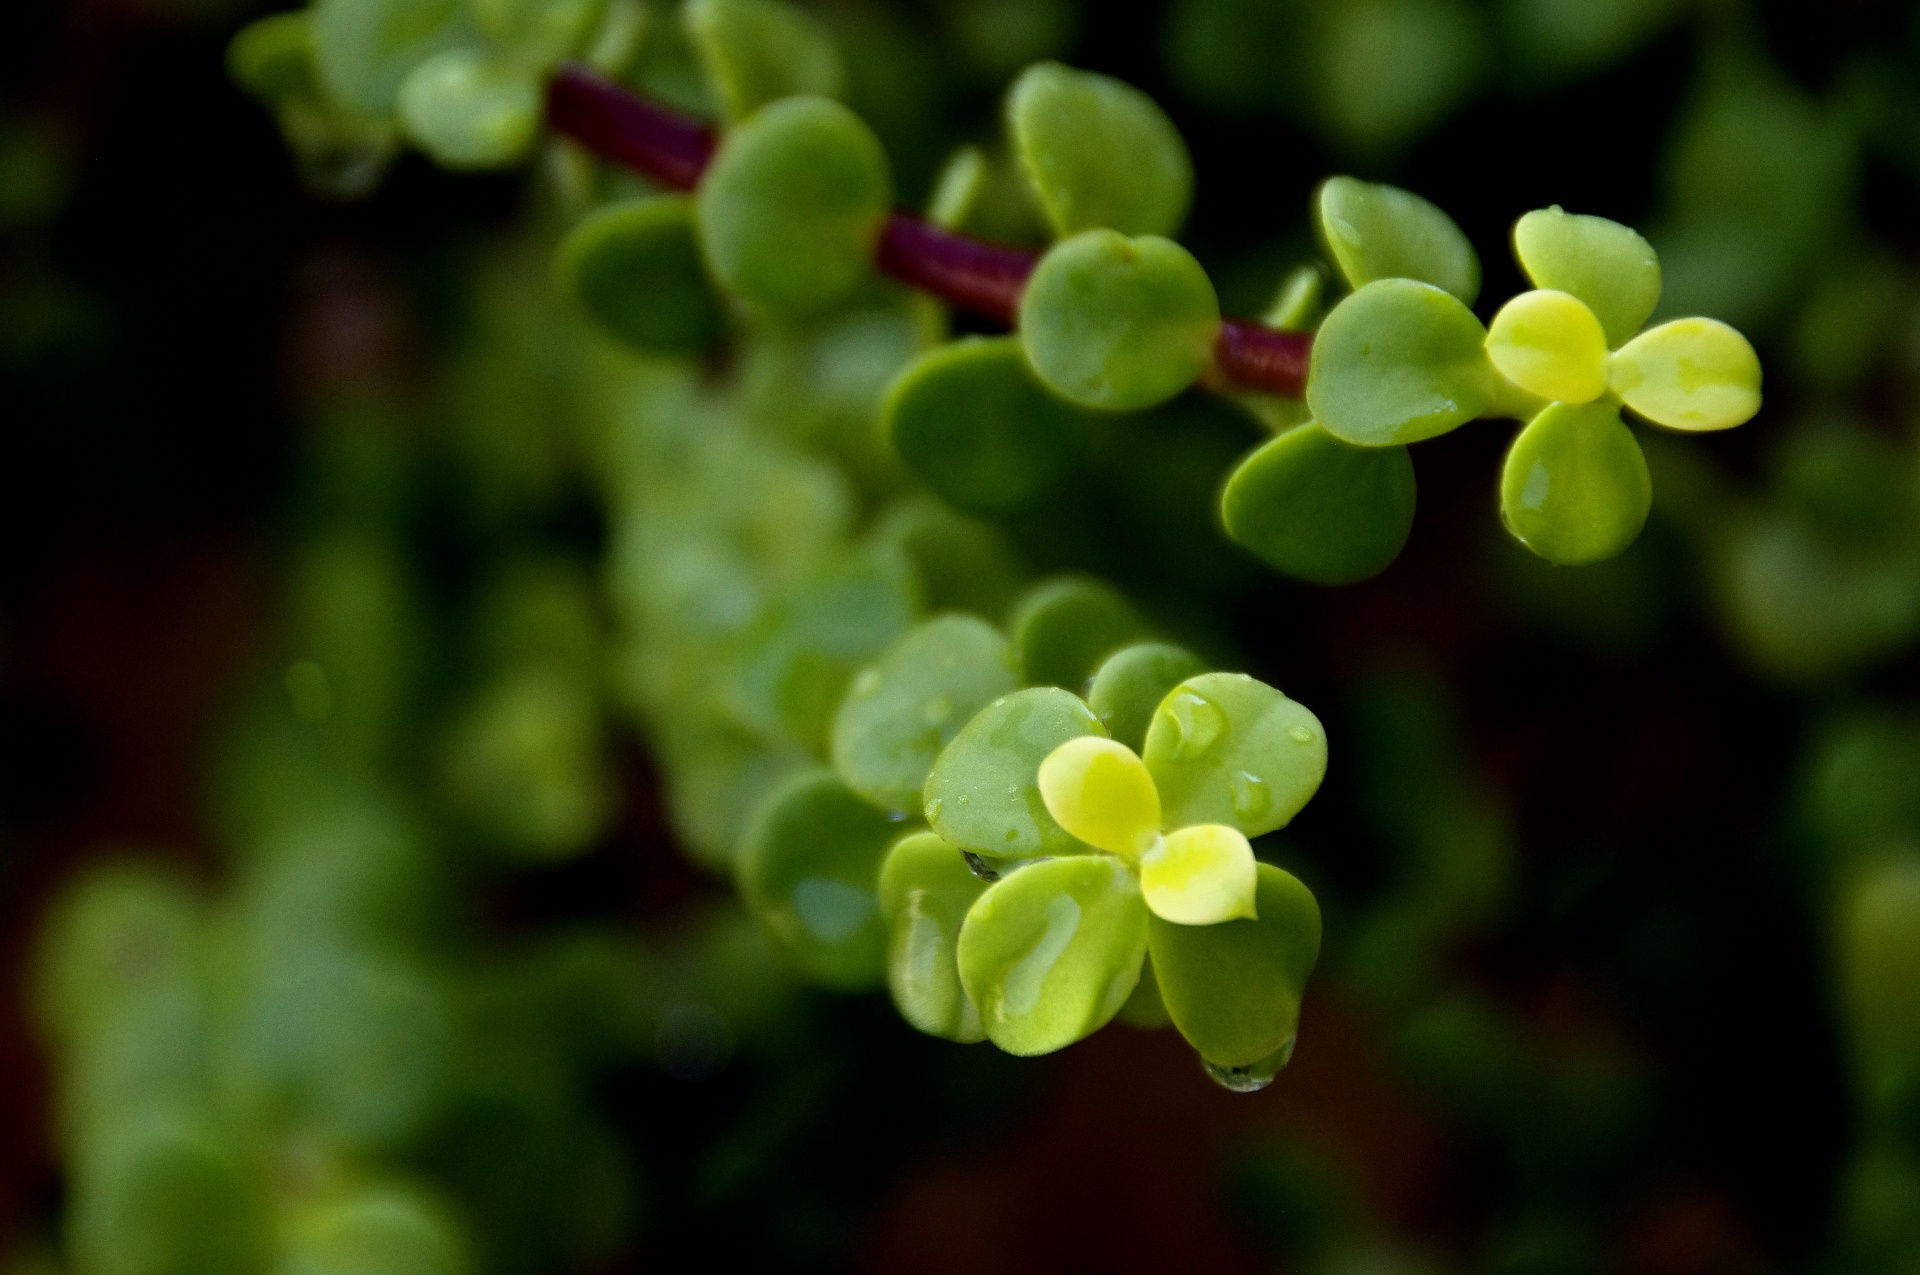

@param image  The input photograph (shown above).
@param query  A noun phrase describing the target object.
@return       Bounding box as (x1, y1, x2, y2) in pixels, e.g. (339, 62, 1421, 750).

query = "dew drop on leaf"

(1228, 771, 1270, 823)
(1201, 1034, 1295, 1092)
(1164, 691, 1227, 760)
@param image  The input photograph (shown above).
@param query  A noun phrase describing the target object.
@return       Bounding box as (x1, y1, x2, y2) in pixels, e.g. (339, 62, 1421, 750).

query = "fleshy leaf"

(1262, 264, 1325, 331)
(1007, 575, 1153, 690)
(883, 337, 1088, 514)
(1037, 736, 1162, 857)
(1018, 229, 1220, 412)
(1086, 643, 1208, 752)
(1499, 400, 1651, 565)
(927, 145, 988, 230)
(311, 0, 472, 116)
(1142, 672, 1327, 837)
(1512, 206, 1662, 348)
(1220, 423, 1416, 584)
(279, 1182, 467, 1275)
(869, 499, 1030, 621)
(956, 855, 1148, 1055)
(682, 0, 844, 123)
(396, 49, 541, 170)
(877, 831, 989, 1043)
(1149, 862, 1320, 1068)
(696, 95, 892, 314)
(1140, 823, 1258, 925)
(1006, 61, 1193, 238)
(1316, 176, 1480, 304)
(1608, 318, 1762, 432)
(923, 687, 1106, 861)
(830, 614, 1019, 815)
(1117, 955, 1172, 1028)
(1484, 289, 1610, 405)
(473, 0, 604, 65)
(1306, 278, 1495, 446)
(556, 195, 727, 354)
(736, 768, 898, 989)
(228, 12, 315, 103)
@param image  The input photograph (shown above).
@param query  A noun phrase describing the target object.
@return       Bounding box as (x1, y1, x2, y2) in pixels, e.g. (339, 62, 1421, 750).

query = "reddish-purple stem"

(545, 64, 1311, 398)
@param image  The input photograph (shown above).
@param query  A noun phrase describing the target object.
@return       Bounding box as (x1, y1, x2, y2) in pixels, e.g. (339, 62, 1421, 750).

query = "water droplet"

(1287, 724, 1315, 744)
(992, 696, 1008, 708)
(925, 797, 944, 822)
(962, 852, 1001, 882)
(1229, 771, 1270, 823)
(1165, 692, 1227, 760)
(922, 694, 954, 725)
(851, 669, 883, 698)
(1202, 1036, 1294, 1093)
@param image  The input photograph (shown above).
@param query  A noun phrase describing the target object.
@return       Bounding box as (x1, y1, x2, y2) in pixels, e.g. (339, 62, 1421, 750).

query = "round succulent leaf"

(1316, 176, 1480, 304)
(1140, 823, 1258, 925)
(1148, 861, 1321, 1068)
(1087, 642, 1208, 752)
(1008, 574, 1153, 690)
(1512, 206, 1661, 347)
(878, 831, 989, 1042)
(683, 0, 844, 124)
(311, 0, 472, 116)
(1221, 423, 1416, 585)
(830, 615, 1020, 815)
(1306, 278, 1495, 446)
(228, 12, 316, 104)
(1607, 318, 1762, 432)
(1006, 61, 1193, 238)
(696, 95, 892, 315)
(1499, 400, 1651, 566)
(957, 855, 1149, 1055)
(736, 768, 898, 989)
(396, 49, 542, 170)
(557, 195, 727, 355)
(882, 337, 1087, 515)
(869, 498, 1031, 622)
(1117, 955, 1173, 1029)
(1485, 289, 1610, 405)
(1142, 672, 1327, 837)
(1037, 736, 1162, 857)
(1018, 229, 1220, 412)
(472, 0, 603, 65)
(923, 686, 1107, 861)
(70, 1120, 269, 1275)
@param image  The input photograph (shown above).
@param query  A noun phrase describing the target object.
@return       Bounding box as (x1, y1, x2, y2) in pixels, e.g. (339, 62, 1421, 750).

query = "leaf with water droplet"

(923, 687, 1106, 862)
(683, 0, 844, 124)
(1008, 575, 1153, 690)
(1086, 642, 1207, 751)
(1201, 1037, 1295, 1092)
(737, 768, 900, 989)
(1315, 176, 1480, 304)
(556, 195, 727, 355)
(1512, 206, 1661, 348)
(1499, 400, 1651, 565)
(1307, 278, 1496, 446)
(957, 855, 1148, 1055)
(1220, 423, 1416, 584)
(831, 615, 1018, 814)
(1143, 673, 1327, 836)
(1149, 862, 1320, 1069)
(878, 831, 989, 1043)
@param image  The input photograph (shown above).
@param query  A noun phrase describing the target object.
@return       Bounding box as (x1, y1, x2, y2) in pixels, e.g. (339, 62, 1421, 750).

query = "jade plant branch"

(545, 63, 1313, 398)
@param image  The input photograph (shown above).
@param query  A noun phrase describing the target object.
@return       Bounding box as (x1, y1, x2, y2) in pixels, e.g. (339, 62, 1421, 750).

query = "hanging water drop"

(962, 851, 1001, 882)
(1165, 691, 1227, 760)
(1201, 1035, 1295, 1093)
(1229, 770, 1270, 822)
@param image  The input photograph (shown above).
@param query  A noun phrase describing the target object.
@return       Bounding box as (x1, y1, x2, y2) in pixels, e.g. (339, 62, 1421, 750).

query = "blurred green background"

(5, 0, 1920, 1271)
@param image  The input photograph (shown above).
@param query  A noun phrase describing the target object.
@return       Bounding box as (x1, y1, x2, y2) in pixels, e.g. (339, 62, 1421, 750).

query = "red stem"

(545, 64, 1311, 398)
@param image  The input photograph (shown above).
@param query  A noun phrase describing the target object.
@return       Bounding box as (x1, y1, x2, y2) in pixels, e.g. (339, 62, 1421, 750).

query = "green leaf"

(473, 0, 605, 65)
(696, 95, 892, 315)
(70, 1120, 268, 1275)
(1116, 954, 1172, 1029)
(1149, 862, 1321, 1067)
(281, 1183, 470, 1275)
(1018, 229, 1220, 412)
(557, 196, 726, 355)
(1005, 61, 1193, 238)
(726, 550, 920, 753)
(877, 831, 990, 1042)
(882, 336, 1088, 514)
(683, 0, 844, 124)
(32, 864, 202, 1049)
(1142, 672, 1327, 837)
(1512, 206, 1661, 348)
(1221, 423, 1416, 584)
(1607, 317, 1762, 432)
(1484, 288, 1610, 404)
(396, 49, 542, 171)
(1316, 176, 1480, 304)
(1086, 642, 1208, 752)
(957, 855, 1148, 1055)
(923, 686, 1106, 861)
(311, 0, 472, 117)
(1841, 857, 1920, 1066)
(1311, 0, 1488, 156)
(1306, 277, 1495, 446)
(1499, 401, 1651, 565)
(869, 498, 1031, 622)
(1262, 263, 1325, 331)
(736, 768, 898, 989)
(1008, 575, 1153, 690)
(831, 615, 1020, 814)
(926, 145, 988, 230)
(228, 12, 315, 104)
(658, 723, 810, 870)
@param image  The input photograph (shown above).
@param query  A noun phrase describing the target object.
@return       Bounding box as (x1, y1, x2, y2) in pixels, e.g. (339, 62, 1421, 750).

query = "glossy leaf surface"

(957, 855, 1148, 1055)
(878, 831, 989, 1042)
(1008, 575, 1152, 690)
(557, 195, 726, 355)
(737, 768, 897, 988)
(923, 687, 1105, 861)
(1139, 823, 1258, 925)
(1006, 61, 1193, 238)
(1221, 423, 1416, 584)
(1086, 643, 1207, 752)
(1485, 289, 1610, 405)
(1608, 317, 1762, 432)
(1148, 862, 1321, 1067)
(1143, 673, 1327, 836)
(1037, 736, 1161, 857)
(831, 615, 1019, 814)
(1019, 229, 1220, 412)
(396, 49, 541, 170)
(1512, 206, 1661, 347)
(1500, 400, 1652, 565)
(1316, 176, 1480, 304)
(1307, 278, 1494, 446)
(683, 0, 844, 122)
